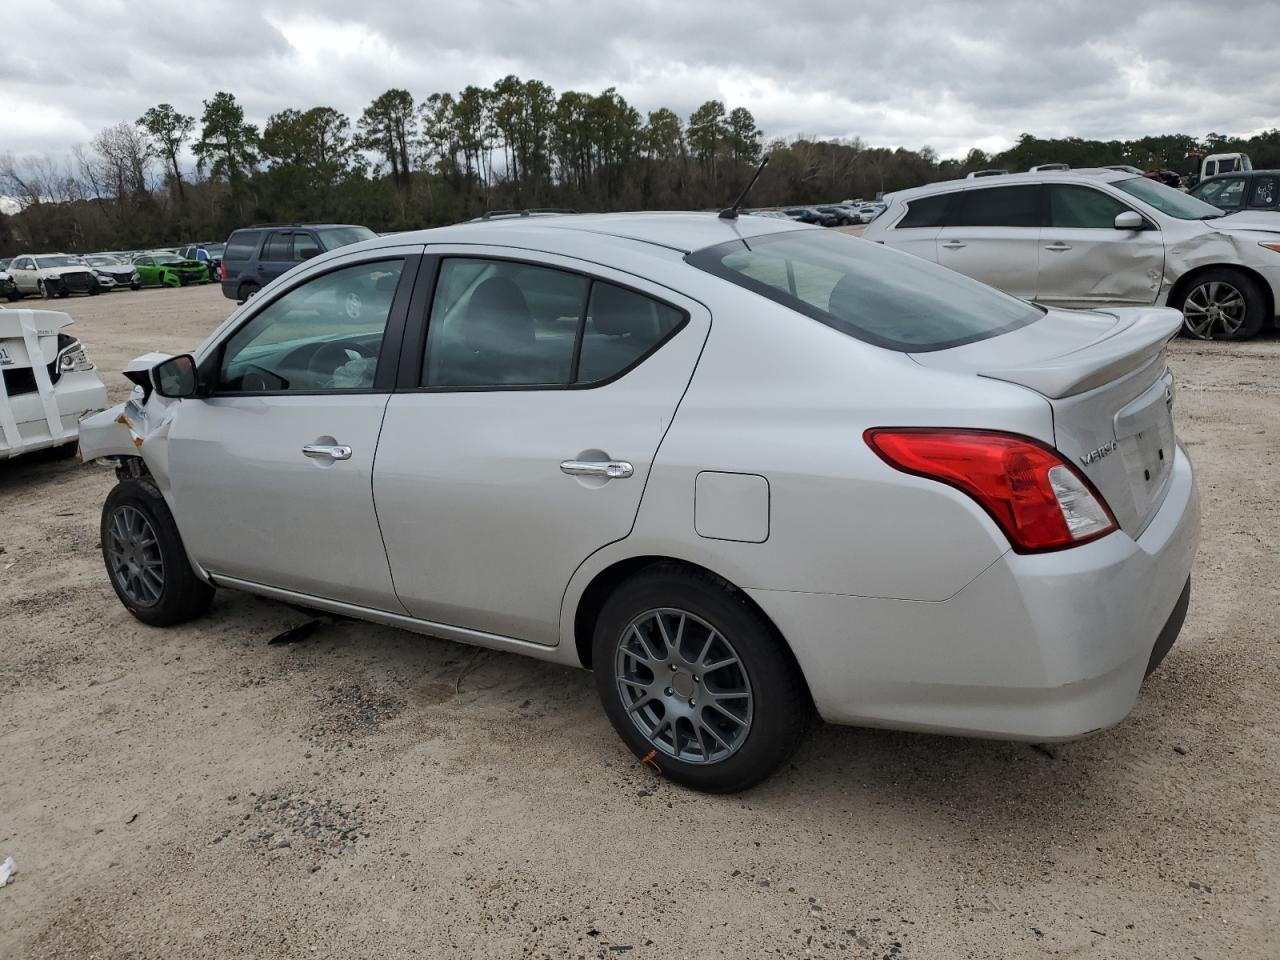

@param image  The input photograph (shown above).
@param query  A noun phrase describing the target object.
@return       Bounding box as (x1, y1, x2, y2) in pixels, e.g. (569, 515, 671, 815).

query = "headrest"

(592, 283, 655, 338)
(464, 276, 534, 351)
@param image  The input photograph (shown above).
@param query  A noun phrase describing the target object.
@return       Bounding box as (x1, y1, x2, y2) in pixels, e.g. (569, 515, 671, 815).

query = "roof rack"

(474, 208, 578, 221)
(965, 169, 1009, 178)
(1028, 162, 1070, 172)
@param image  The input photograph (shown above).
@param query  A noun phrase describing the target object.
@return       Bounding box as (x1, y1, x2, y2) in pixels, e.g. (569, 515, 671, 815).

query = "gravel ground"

(2, 283, 1277, 959)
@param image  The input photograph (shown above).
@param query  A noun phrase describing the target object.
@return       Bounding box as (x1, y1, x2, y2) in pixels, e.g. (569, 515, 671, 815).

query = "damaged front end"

(79, 352, 180, 484)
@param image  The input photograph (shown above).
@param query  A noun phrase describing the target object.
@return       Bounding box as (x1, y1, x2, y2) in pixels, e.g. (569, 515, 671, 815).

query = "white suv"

(862, 169, 1280, 340)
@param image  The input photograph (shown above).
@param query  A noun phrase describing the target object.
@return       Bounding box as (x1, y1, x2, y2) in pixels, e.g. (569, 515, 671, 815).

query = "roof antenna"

(719, 154, 770, 220)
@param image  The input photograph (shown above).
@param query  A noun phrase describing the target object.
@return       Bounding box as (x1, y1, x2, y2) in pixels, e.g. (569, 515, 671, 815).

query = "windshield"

(86, 255, 121, 266)
(1114, 177, 1224, 219)
(206, 244, 226, 257)
(316, 226, 375, 249)
(687, 230, 1042, 352)
(36, 255, 80, 268)
(153, 254, 182, 264)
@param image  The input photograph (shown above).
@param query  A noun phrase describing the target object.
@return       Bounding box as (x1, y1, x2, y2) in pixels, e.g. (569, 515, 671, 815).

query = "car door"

(10, 258, 36, 293)
(935, 184, 1041, 298)
(1037, 183, 1165, 307)
(164, 249, 420, 610)
(257, 231, 299, 284)
(374, 250, 710, 645)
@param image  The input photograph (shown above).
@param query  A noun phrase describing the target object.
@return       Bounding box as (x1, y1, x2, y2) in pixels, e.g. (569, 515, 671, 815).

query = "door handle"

(560, 459, 634, 480)
(1044, 242, 1073, 252)
(302, 444, 353, 461)
(941, 241, 967, 250)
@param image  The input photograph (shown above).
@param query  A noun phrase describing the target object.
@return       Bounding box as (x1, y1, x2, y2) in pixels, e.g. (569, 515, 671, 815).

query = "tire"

(130, 283, 141, 291)
(89, 285, 100, 296)
(39, 280, 53, 299)
(1175, 268, 1267, 341)
(592, 563, 811, 793)
(101, 479, 214, 627)
(237, 281, 260, 303)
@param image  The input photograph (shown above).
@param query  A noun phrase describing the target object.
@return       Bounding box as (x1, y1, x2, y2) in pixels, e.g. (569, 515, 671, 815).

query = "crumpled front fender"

(79, 356, 181, 490)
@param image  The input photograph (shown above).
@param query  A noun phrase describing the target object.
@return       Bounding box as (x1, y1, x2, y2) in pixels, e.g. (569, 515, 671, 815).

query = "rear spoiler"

(979, 308, 1182, 399)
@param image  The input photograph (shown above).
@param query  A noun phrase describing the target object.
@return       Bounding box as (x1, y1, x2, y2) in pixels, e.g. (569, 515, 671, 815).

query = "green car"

(131, 252, 211, 288)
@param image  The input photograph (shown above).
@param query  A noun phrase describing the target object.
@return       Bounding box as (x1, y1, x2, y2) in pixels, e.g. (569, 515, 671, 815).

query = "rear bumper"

(748, 444, 1200, 740)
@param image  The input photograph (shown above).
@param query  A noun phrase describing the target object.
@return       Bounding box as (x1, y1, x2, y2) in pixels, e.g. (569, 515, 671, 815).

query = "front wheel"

(1176, 269, 1266, 341)
(593, 564, 811, 793)
(101, 479, 214, 626)
(39, 280, 53, 299)
(130, 283, 141, 291)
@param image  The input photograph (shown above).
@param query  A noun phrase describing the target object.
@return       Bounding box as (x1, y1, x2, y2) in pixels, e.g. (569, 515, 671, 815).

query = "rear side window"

(955, 185, 1041, 227)
(687, 230, 1042, 353)
(224, 231, 263, 262)
(897, 194, 953, 228)
(1046, 185, 1131, 228)
(1251, 177, 1278, 208)
(264, 232, 293, 261)
(422, 258, 686, 388)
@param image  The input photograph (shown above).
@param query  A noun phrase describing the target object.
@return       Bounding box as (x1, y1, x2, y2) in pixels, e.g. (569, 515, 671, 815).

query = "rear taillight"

(219, 262, 227, 280)
(864, 428, 1117, 552)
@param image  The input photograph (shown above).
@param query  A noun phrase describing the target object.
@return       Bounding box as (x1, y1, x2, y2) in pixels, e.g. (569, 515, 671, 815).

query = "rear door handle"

(1044, 242, 1073, 252)
(302, 444, 353, 461)
(560, 459, 634, 479)
(941, 241, 967, 250)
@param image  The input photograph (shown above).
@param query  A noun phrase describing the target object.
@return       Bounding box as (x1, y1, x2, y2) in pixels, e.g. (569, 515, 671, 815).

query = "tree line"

(3, 76, 1279, 254)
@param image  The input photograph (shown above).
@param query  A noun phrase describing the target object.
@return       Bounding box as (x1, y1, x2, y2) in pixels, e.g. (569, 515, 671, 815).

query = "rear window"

(897, 194, 953, 228)
(316, 226, 375, 250)
(224, 230, 264, 262)
(686, 230, 1042, 352)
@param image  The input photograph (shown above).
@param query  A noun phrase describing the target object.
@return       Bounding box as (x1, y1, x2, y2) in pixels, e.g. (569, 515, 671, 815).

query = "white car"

(84, 255, 142, 291)
(79, 213, 1199, 792)
(862, 169, 1280, 340)
(6, 254, 104, 299)
(0, 307, 108, 459)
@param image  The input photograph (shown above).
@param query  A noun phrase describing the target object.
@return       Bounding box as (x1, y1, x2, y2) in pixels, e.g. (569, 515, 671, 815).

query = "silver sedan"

(80, 213, 1199, 792)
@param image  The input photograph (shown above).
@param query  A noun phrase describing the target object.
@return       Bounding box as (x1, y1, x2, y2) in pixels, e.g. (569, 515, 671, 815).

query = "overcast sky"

(7, 0, 1279, 164)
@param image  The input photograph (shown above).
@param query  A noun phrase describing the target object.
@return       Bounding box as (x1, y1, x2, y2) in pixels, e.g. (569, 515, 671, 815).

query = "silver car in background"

(80, 214, 1199, 792)
(863, 168, 1280, 339)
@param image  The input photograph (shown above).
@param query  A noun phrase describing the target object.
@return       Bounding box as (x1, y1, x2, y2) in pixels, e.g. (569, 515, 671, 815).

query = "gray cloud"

(7, 0, 1279, 162)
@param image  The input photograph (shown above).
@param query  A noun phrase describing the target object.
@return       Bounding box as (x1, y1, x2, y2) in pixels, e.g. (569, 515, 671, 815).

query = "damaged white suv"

(0, 307, 108, 459)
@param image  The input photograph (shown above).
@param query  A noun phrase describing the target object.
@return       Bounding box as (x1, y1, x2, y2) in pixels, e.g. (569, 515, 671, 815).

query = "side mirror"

(1114, 211, 1145, 231)
(151, 354, 200, 399)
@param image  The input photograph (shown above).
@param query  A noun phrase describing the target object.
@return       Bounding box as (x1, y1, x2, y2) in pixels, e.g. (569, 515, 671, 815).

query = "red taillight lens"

(219, 261, 227, 280)
(865, 428, 1117, 552)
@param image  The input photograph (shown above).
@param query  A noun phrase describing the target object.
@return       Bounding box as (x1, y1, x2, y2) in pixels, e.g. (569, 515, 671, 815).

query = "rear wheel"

(593, 564, 811, 793)
(1176, 268, 1266, 341)
(237, 281, 260, 303)
(101, 479, 214, 627)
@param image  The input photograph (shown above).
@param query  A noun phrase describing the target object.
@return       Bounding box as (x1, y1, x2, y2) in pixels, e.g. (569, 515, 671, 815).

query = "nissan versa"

(79, 213, 1200, 792)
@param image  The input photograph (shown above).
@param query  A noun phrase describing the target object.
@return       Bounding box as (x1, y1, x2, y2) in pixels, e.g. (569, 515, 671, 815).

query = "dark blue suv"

(220, 223, 376, 302)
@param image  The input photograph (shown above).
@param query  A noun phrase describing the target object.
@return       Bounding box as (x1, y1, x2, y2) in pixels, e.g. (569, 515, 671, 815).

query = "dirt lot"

(2, 284, 1278, 959)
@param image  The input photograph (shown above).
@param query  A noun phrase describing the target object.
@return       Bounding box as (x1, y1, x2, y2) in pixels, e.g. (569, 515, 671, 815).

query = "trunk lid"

(910, 306, 1182, 537)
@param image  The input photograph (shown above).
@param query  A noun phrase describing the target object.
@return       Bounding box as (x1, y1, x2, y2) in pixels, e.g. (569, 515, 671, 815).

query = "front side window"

(422, 258, 685, 388)
(687, 230, 1043, 352)
(1195, 177, 1247, 210)
(955, 185, 1040, 227)
(1045, 184, 1132, 228)
(217, 259, 403, 393)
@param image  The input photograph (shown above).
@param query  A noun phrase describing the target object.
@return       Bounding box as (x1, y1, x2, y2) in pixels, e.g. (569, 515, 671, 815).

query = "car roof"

(885, 168, 1136, 202)
(355, 211, 812, 256)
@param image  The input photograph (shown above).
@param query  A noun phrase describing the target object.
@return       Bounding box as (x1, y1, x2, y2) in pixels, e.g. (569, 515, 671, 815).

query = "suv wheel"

(237, 281, 260, 303)
(101, 479, 214, 627)
(593, 564, 811, 793)
(1177, 268, 1266, 340)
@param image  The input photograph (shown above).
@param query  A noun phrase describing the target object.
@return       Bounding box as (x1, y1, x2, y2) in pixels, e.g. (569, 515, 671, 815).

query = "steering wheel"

(307, 341, 375, 384)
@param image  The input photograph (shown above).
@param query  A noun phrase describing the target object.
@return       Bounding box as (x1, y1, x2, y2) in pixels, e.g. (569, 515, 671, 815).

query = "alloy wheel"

(1182, 280, 1247, 339)
(615, 608, 754, 764)
(106, 505, 165, 607)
